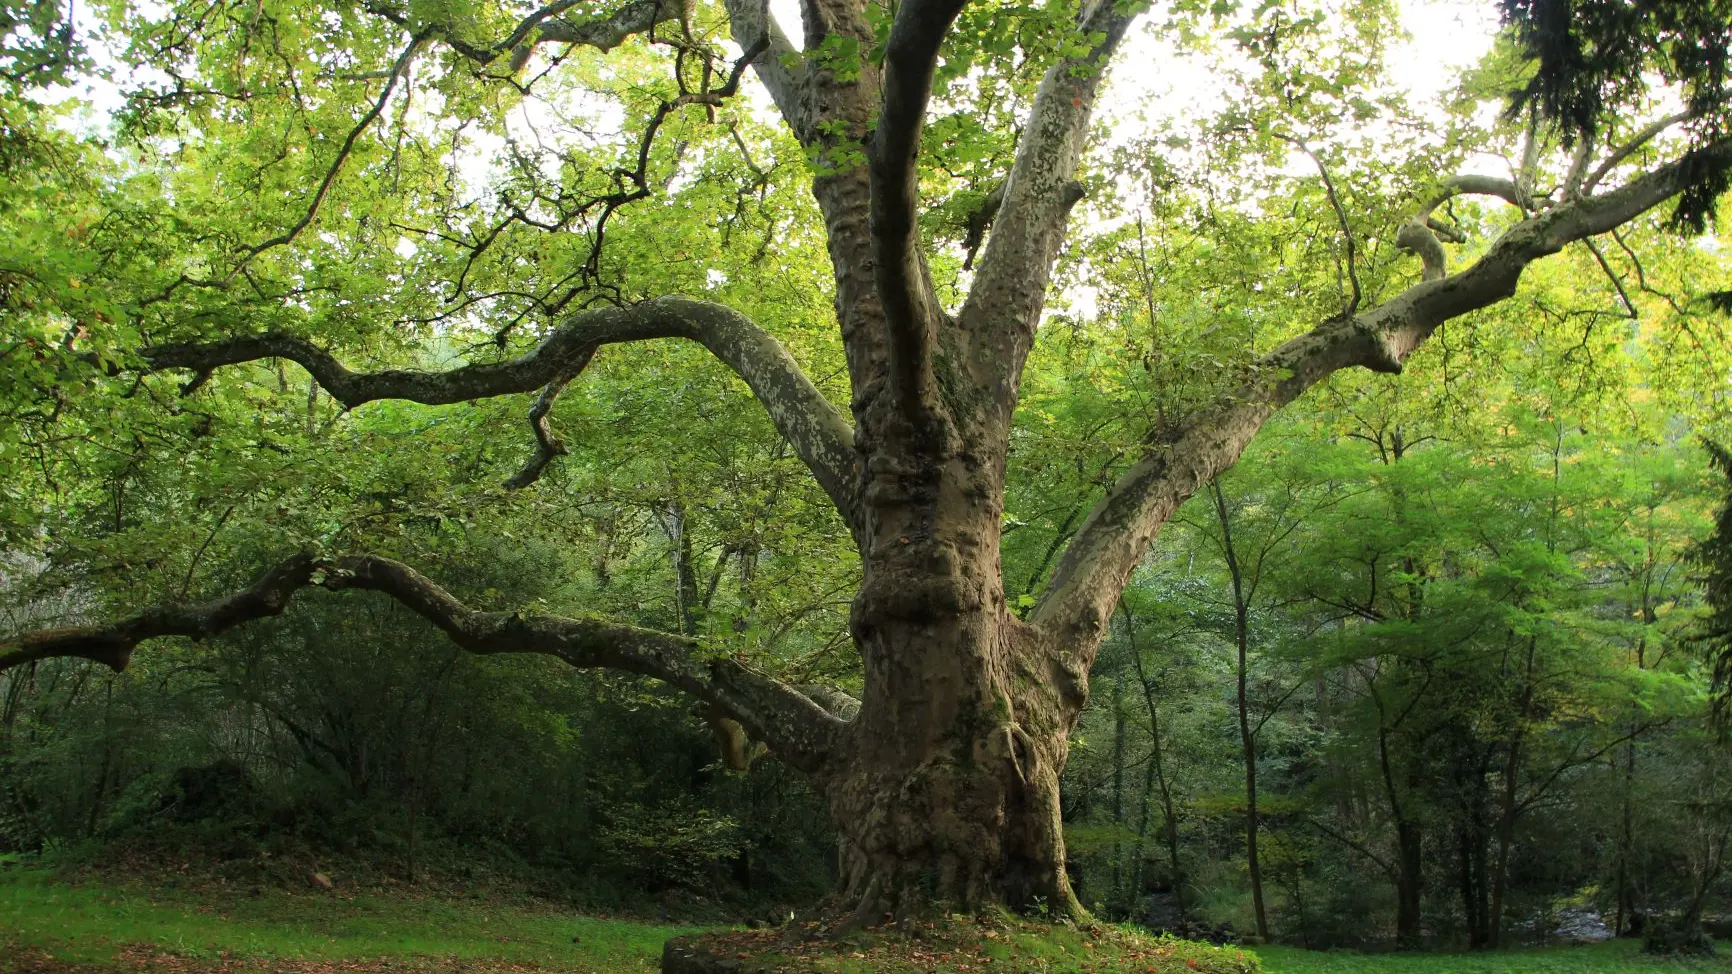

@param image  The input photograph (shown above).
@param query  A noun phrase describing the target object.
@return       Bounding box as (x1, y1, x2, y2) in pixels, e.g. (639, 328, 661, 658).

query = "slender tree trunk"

(1488, 736, 1521, 948)
(1237, 622, 1268, 941)
(1617, 600, 1654, 936)
(1376, 720, 1423, 948)
(1111, 660, 1126, 910)
(1211, 483, 1268, 941)
(1488, 635, 1538, 948)
(1126, 606, 1185, 917)
(1615, 736, 1637, 935)
(1395, 818, 1423, 947)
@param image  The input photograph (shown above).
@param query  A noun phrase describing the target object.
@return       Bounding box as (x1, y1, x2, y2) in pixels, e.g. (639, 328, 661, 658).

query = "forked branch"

(0, 553, 847, 774)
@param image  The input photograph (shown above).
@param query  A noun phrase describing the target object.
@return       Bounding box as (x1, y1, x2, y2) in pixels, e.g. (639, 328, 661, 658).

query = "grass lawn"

(0, 864, 698, 972)
(2, 864, 1729, 973)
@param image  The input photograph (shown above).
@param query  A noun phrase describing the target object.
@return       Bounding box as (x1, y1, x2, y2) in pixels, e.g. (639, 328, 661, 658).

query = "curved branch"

(361, 0, 684, 65)
(503, 355, 591, 489)
(231, 34, 425, 274)
(526, 0, 686, 53)
(1279, 135, 1360, 314)
(1421, 174, 1526, 215)
(1396, 172, 1554, 281)
(141, 297, 861, 531)
(1029, 137, 1732, 651)
(0, 553, 847, 775)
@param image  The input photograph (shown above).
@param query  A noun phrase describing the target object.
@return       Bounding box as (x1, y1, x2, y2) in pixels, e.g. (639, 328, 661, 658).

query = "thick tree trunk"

(823, 609, 1083, 918)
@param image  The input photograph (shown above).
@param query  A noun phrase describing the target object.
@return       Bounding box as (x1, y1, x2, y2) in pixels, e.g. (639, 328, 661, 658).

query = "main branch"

(0, 553, 846, 774)
(958, 0, 1138, 381)
(141, 297, 862, 531)
(1030, 138, 1732, 652)
(869, 0, 970, 420)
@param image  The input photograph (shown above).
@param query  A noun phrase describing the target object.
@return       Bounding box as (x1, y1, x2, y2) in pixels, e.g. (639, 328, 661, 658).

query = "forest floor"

(2, 864, 1730, 974)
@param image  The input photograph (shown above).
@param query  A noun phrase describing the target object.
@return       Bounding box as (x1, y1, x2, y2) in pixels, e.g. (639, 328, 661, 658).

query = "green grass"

(3, 864, 1729, 974)
(699, 915, 1260, 973)
(0, 865, 700, 971)
(1253, 940, 1732, 973)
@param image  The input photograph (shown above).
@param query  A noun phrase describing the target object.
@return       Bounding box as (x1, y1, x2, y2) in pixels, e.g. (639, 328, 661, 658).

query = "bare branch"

(1583, 238, 1638, 319)
(229, 33, 425, 275)
(1583, 112, 1694, 196)
(502, 353, 592, 489)
(1029, 137, 1732, 650)
(1279, 135, 1360, 315)
(0, 553, 848, 774)
(140, 297, 862, 530)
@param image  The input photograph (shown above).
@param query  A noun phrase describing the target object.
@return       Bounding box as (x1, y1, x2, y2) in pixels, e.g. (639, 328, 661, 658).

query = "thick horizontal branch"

(0, 553, 847, 775)
(1030, 137, 1732, 652)
(141, 297, 862, 530)
(362, 0, 684, 67)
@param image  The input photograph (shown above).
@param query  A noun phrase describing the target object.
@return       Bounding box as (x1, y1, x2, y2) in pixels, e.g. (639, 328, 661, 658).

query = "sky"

(758, 0, 1500, 118)
(52, 0, 1501, 149)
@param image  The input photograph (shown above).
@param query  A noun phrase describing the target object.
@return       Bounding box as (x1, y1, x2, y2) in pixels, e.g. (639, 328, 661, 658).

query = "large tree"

(2, 0, 1729, 921)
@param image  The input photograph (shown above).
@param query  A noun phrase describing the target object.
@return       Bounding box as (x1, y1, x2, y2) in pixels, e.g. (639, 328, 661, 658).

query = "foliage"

(0, 0, 1730, 950)
(1257, 941, 1732, 974)
(1695, 439, 1732, 729)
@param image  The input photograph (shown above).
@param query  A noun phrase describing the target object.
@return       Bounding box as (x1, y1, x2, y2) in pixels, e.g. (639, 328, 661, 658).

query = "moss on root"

(662, 915, 1261, 973)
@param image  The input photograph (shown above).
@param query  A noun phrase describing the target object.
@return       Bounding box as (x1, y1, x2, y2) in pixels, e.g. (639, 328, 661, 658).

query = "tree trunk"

(1488, 736, 1521, 949)
(1615, 736, 1637, 936)
(1210, 482, 1269, 942)
(1394, 817, 1424, 948)
(1111, 661, 1127, 909)
(824, 458, 1089, 919)
(1128, 609, 1185, 918)
(823, 611, 1083, 918)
